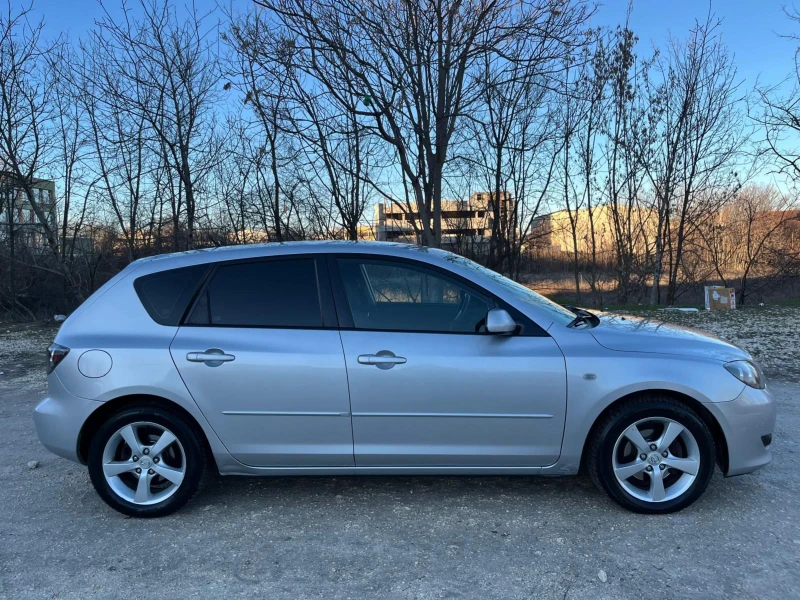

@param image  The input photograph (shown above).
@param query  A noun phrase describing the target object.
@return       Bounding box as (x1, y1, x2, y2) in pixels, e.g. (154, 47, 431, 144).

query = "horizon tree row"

(0, 0, 798, 317)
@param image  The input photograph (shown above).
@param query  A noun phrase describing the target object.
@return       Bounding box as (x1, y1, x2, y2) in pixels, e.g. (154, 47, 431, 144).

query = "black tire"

(587, 395, 716, 514)
(88, 406, 208, 518)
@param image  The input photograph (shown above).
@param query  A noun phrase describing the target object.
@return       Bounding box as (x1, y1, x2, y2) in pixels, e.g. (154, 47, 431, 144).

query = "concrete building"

(540, 205, 657, 256)
(373, 192, 511, 246)
(0, 171, 57, 249)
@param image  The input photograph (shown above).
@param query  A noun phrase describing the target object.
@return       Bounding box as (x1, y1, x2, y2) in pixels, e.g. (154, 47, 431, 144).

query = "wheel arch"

(578, 389, 729, 475)
(77, 394, 217, 471)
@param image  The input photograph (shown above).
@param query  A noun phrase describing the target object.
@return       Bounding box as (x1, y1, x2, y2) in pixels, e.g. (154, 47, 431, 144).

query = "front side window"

(337, 258, 492, 333)
(447, 254, 576, 327)
(189, 258, 322, 328)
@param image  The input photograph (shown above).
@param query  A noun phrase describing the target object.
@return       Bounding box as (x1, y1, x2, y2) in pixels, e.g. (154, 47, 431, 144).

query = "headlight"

(724, 360, 766, 389)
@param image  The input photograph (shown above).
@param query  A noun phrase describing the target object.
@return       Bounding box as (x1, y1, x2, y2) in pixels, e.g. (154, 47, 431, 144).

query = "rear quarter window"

(134, 265, 209, 326)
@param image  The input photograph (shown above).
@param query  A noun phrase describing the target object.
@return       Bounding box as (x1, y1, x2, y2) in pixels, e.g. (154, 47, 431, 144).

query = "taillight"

(47, 343, 70, 373)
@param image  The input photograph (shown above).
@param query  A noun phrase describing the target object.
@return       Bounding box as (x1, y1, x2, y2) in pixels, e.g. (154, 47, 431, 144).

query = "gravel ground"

(0, 313, 798, 600)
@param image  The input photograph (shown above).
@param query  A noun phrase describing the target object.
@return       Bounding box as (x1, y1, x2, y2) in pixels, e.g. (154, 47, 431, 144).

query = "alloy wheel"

(612, 417, 701, 503)
(101, 421, 186, 506)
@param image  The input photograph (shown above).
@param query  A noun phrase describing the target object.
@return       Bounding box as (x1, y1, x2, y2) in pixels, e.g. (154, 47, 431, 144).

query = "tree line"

(0, 0, 798, 318)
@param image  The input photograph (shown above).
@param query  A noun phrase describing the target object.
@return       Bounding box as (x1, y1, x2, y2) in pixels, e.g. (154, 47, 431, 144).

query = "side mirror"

(486, 308, 517, 335)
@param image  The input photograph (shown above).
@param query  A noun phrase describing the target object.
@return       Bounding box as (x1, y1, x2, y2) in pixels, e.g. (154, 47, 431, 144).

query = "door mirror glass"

(486, 308, 517, 335)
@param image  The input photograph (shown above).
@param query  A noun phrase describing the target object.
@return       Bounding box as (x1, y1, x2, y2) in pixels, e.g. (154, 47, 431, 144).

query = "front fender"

(547, 340, 745, 473)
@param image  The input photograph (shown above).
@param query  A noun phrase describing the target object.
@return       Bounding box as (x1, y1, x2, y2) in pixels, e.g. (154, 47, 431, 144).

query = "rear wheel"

(88, 406, 207, 517)
(587, 396, 716, 514)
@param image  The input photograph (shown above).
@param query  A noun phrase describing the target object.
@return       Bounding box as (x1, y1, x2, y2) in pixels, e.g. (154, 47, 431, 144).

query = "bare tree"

(209, 117, 259, 245)
(0, 4, 72, 277)
(571, 30, 614, 306)
(77, 31, 153, 261)
(290, 81, 375, 240)
(600, 20, 655, 304)
(704, 185, 799, 304)
(47, 41, 101, 309)
(227, 12, 376, 241)
(469, 27, 564, 274)
(256, 0, 589, 247)
(750, 6, 800, 202)
(753, 6, 800, 186)
(3, 0, 800, 319)
(0, 0, 102, 318)
(642, 11, 746, 305)
(555, 39, 594, 303)
(91, 0, 221, 251)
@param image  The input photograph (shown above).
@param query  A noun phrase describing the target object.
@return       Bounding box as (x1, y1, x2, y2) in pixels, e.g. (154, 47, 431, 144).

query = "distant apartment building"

(0, 171, 57, 249)
(373, 191, 511, 245)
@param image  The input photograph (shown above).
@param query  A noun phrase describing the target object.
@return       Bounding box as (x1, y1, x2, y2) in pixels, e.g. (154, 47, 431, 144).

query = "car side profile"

(34, 241, 776, 517)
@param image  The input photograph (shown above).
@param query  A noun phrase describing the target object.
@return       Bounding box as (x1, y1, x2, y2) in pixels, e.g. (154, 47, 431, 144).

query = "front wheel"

(88, 406, 207, 517)
(587, 396, 716, 514)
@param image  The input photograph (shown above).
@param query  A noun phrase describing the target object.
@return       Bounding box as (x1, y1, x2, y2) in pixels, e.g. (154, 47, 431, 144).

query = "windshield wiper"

(566, 306, 600, 329)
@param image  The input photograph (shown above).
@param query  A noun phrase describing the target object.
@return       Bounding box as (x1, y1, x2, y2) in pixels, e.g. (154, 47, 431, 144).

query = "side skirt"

(215, 463, 577, 477)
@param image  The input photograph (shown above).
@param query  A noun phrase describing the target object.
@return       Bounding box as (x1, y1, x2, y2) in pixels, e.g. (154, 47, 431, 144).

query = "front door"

(170, 256, 354, 467)
(332, 256, 567, 467)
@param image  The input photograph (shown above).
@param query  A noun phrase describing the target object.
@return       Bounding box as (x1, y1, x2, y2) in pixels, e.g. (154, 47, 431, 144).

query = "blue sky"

(590, 0, 797, 89)
(26, 0, 799, 92)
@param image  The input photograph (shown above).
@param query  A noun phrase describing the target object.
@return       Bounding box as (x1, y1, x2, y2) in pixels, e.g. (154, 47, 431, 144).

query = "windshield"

(447, 255, 576, 326)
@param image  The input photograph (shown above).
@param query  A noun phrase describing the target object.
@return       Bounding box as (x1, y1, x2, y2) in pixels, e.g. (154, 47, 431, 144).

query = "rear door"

(170, 255, 354, 467)
(330, 255, 567, 467)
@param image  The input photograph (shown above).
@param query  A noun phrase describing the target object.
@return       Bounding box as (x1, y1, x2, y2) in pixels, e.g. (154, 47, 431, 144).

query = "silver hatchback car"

(34, 242, 775, 517)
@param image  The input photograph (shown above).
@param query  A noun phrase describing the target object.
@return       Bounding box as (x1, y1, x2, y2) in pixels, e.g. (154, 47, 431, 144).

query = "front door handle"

(186, 348, 235, 366)
(358, 351, 406, 370)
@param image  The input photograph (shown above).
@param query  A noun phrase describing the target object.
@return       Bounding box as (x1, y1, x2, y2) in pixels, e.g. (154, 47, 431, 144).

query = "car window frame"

(327, 253, 548, 337)
(180, 254, 338, 330)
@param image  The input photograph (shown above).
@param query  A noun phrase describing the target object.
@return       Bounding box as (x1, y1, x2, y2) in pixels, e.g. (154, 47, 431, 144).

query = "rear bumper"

(704, 384, 776, 476)
(33, 373, 102, 464)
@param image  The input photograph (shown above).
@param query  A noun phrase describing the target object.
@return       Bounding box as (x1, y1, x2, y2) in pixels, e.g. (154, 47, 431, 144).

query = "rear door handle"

(357, 351, 406, 369)
(186, 349, 236, 366)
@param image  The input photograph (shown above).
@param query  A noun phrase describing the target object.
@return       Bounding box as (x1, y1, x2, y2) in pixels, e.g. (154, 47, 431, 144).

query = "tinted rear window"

(192, 259, 322, 328)
(134, 265, 208, 326)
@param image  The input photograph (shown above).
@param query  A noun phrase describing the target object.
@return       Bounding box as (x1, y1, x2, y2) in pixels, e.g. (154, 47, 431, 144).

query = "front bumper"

(33, 373, 103, 464)
(703, 384, 776, 476)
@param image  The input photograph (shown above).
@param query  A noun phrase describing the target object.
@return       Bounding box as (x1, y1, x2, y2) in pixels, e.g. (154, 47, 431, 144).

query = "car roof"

(107, 240, 559, 332)
(131, 241, 456, 274)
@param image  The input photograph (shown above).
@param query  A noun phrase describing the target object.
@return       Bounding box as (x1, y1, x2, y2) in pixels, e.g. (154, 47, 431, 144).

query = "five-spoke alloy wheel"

(587, 396, 716, 514)
(612, 417, 701, 503)
(101, 422, 186, 505)
(88, 407, 207, 517)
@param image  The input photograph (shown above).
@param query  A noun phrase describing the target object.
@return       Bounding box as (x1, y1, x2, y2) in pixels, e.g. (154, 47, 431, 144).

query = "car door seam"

(336, 329, 357, 466)
(168, 327, 237, 458)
